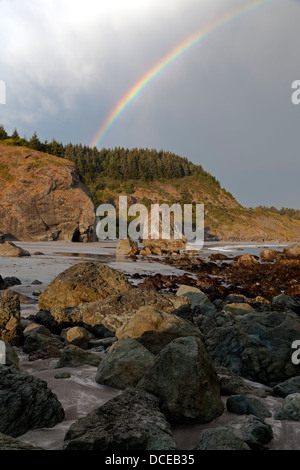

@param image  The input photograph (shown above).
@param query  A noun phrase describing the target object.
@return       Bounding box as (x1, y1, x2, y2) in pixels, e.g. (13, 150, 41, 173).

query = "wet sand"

(0, 241, 188, 317)
(18, 353, 120, 450)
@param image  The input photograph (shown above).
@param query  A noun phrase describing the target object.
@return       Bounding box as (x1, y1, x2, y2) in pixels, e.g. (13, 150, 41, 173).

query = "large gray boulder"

(0, 433, 43, 450)
(194, 427, 250, 450)
(271, 293, 300, 314)
(274, 393, 300, 421)
(63, 388, 177, 450)
(201, 310, 300, 385)
(95, 337, 155, 390)
(194, 415, 273, 451)
(226, 395, 271, 420)
(22, 332, 63, 354)
(216, 366, 268, 398)
(0, 366, 64, 437)
(55, 345, 102, 369)
(137, 336, 224, 425)
(23, 323, 52, 338)
(176, 285, 216, 315)
(273, 377, 300, 397)
(225, 415, 273, 450)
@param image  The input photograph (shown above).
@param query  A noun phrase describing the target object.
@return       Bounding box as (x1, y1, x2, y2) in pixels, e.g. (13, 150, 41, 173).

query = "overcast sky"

(0, 0, 299, 209)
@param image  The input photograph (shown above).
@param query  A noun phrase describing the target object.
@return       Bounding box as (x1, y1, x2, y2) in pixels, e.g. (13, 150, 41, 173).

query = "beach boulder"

(95, 337, 155, 389)
(176, 285, 217, 315)
(271, 293, 300, 314)
(216, 366, 268, 397)
(65, 326, 90, 349)
(283, 243, 300, 259)
(273, 377, 300, 397)
(260, 248, 282, 262)
(38, 262, 132, 310)
(0, 242, 30, 258)
(233, 254, 259, 267)
(116, 305, 201, 354)
(37, 289, 190, 334)
(63, 388, 177, 450)
(274, 393, 300, 421)
(0, 433, 43, 450)
(224, 415, 273, 450)
(137, 336, 224, 425)
(194, 427, 250, 451)
(22, 332, 63, 354)
(116, 239, 139, 256)
(226, 395, 271, 420)
(0, 290, 22, 346)
(223, 303, 255, 316)
(202, 310, 300, 385)
(55, 345, 102, 369)
(0, 366, 64, 437)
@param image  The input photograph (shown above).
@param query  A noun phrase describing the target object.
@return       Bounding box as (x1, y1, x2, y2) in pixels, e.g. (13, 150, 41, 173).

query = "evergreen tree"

(28, 131, 42, 151)
(0, 125, 8, 140)
(12, 128, 20, 140)
(50, 139, 64, 157)
(64, 143, 75, 162)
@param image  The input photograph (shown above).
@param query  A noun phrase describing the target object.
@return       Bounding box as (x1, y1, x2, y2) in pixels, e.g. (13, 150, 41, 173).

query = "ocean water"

(203, 242, 289, 258)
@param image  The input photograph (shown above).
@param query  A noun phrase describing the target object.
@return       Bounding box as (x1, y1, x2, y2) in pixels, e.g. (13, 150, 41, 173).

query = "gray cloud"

(0, 0, 299, 208)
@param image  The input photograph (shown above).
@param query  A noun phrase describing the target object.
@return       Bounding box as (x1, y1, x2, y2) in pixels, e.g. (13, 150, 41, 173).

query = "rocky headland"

(0, 144, 95, 242)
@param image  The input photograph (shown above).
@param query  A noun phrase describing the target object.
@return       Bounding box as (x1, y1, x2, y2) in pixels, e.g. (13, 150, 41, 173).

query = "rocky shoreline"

(0, 241, 300, 451)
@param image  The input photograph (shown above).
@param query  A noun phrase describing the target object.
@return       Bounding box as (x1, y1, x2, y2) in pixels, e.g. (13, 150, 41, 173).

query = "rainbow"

(90, 0, 277, 148)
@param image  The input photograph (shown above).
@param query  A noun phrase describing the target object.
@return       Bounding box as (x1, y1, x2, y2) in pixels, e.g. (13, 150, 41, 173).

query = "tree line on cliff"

(0, 124, 221, 187)
(0, 124, 299, 218)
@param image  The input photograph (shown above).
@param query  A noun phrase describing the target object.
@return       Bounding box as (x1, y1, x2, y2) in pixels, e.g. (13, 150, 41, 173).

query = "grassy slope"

(92, 175, 300, 242)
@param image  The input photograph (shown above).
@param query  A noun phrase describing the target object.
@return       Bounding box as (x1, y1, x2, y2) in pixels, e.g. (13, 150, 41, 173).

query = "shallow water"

(204, 242, 288, 258)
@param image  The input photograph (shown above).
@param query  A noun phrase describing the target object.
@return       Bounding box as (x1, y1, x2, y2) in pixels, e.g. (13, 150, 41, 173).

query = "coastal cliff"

(0, 144, 95, 242)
